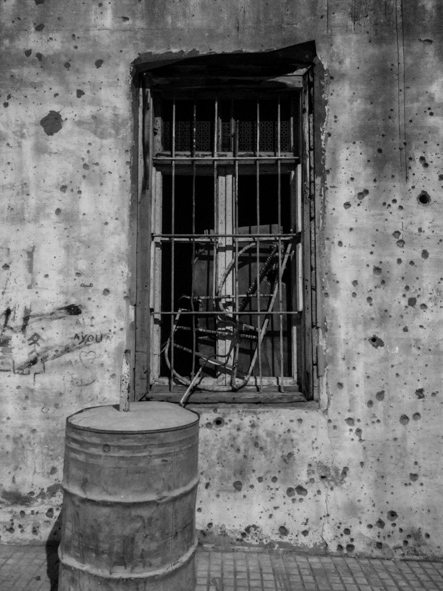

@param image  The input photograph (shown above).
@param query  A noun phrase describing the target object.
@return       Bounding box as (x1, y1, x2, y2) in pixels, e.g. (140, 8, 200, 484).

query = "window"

(134, 45, 318, 404)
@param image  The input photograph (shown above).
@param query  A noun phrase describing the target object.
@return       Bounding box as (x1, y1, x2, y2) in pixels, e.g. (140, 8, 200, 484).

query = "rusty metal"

(58, 402, 199, 591)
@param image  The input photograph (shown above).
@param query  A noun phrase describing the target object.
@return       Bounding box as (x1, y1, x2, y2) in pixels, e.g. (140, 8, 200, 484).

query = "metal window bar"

(277, 95, 284, 391)
(256, 99, 262, 390)
(170, 99, 176, 392)
(154, 95, 299, 393)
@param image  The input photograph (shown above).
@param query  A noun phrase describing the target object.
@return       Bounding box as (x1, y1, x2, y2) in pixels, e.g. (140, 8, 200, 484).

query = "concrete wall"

(1, 0, 443, 557)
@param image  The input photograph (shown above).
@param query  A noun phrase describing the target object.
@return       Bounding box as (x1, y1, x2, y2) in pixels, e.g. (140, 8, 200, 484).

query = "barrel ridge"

(62, 475, 199, 504)
(58, 538, 198, 580)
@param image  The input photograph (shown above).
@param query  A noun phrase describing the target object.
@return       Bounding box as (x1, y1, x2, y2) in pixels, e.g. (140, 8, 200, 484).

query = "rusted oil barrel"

(58, 401, 199, 591)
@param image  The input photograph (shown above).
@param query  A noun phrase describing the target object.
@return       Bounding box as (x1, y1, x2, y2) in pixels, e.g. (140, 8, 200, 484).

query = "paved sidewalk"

(1, 543, 443, 590)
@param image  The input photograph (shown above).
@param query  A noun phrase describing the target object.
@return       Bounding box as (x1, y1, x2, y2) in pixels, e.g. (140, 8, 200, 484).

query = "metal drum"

(58, 401, 199, 591)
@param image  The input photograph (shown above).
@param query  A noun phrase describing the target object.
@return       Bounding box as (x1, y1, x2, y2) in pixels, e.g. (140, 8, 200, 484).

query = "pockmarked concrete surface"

(1, 0, 443, 559)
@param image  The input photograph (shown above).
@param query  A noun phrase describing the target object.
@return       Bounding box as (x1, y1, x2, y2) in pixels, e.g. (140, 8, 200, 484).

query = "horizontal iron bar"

(151, 310, 301, 316)
(154, 155, 299, 161)
(152, 233, 296, 238)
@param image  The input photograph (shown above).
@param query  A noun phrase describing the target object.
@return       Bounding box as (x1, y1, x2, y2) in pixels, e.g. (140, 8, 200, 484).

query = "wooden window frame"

(133, 66, 318, 406)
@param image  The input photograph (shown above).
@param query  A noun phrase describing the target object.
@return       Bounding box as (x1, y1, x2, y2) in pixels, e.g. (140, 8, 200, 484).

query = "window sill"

(144, 386, 309, 405)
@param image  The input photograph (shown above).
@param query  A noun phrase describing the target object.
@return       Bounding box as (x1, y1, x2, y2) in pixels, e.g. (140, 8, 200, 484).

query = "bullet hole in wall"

(400, 415, 410, 425)
(213, 417, 224, 428)
(417, 191, 431, 205)
(76, 89, 85, 98)
(376, 390, 385, 401)
(346, 544, 355, 553)
(369, 335, 384, 348)
(279, 526, 289, 536)
(40, 111, 63, 136)
(421, 250, 429, 259)
(231, 480, 245, 493)
(415, 388, 425, 399)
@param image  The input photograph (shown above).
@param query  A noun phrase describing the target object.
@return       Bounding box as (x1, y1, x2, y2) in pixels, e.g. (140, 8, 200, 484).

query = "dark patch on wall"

(25, 49, 32, 57)
(369, 335, 384, 348)
(0, 335, 13, 371)
(76, 89, 85, 98)
(40, 111, 63, 136)
(35, 23, 45, 31)
(1, 490, 34, 506)
(95, 59, 104, 68)
(415, 388, 425, 399)
(63, 304, 82, 316)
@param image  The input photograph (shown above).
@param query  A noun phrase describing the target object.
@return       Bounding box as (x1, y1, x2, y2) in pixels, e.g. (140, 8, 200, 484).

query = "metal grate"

(161, 98, 294, 154)
(151, 94, 302, 400)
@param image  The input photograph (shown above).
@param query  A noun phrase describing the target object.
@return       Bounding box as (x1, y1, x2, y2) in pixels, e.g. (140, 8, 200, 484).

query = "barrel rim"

(66, 403, 200, 434)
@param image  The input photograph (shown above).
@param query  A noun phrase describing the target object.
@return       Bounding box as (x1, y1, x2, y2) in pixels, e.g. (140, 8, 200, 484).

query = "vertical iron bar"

(277, 96, 284, 391)
(214, 98, 218, 157)
(213, 160, 217, 304)
(170, 98, 176, 392)
(256, 99, 262, 390)
(232, 122, 239, 389)
(191, 157, 197, 380)
(190, 100, 197, 380)
(192, 100, 197, 156)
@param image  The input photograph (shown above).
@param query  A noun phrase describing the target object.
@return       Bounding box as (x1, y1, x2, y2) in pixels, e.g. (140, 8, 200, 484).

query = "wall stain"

(40, 111, 62, 136)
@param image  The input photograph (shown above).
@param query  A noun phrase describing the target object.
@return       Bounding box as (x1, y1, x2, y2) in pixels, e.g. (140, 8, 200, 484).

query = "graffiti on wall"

(0, 304, 113, 377)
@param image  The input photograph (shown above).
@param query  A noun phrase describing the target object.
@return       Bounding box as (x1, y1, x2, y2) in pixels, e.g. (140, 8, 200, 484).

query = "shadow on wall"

(46, 511, 61, 591)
